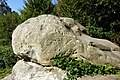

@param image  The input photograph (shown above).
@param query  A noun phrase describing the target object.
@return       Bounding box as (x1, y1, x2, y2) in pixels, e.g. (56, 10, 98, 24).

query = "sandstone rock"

(4, 60, 67, 80)
(12, 14, 120, 67)
(60, 17, 87, 34)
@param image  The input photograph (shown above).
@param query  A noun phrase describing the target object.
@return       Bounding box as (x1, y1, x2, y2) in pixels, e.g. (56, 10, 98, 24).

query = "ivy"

(52, 54, 120, 80)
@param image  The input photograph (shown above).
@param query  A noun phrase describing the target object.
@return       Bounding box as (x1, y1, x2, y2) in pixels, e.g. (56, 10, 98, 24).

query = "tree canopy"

(0, 0, 11, 14)
(55, 0, 120, 40)
(20, 0, 54, 21)
(0, 0, 120, 78)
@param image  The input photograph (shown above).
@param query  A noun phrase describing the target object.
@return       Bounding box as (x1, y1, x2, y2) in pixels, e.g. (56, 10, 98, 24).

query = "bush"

(0, 12, 21, 78)
(111, 32, 120, 46)
(0, 68, 12, 79)
(52, 54, 120, 79)
(0, 45, 18, 79)
(0, 12, 21, 43)
(87, 26, 114, 40)
(0, 45, 18, 68)
(55, 0, 120, 40)
(20, 0, 54, 21)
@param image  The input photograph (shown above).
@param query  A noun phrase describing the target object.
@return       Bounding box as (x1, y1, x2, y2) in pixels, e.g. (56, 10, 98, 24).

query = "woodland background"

(0, 0, 120, 79)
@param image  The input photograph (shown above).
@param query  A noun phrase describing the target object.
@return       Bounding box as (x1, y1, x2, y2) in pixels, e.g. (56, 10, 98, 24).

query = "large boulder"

(12, 14, 120, 67)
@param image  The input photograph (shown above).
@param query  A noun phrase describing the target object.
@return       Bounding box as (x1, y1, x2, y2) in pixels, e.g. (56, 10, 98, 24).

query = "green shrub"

(20, 0, 54, 21)
(0, 68, 12, 79)
(52, 54, 120, 79)
(0, 10, 21, 79)
(87, 26, 114, 40)
(111, 32, 120, 46)
(0, 12, 21, 69)
(55, 0, 120, 40)
(0, 12, 21, 42)
(0, 45, 18, 68)
(0, 45, 18, 79)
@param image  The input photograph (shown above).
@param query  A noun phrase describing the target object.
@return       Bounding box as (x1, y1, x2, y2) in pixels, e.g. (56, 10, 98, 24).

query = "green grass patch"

(52, 54, 120, 80)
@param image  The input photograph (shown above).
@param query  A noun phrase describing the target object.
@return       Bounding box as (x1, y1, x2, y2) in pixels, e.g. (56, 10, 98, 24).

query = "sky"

(7, 0, 25, 14)
(7, 0, 57, 14)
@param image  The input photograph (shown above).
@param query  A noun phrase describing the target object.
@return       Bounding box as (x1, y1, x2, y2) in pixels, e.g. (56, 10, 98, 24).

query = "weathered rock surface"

(4, 60, 120, 80)
(4, 60, 67, 80)
(12, 14, 120, 67)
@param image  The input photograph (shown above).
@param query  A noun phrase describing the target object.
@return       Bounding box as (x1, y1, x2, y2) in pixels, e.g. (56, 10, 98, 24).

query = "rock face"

(4, 60, 67, 80)
(4, 14, 120, 80)
(12, 14, 120, 67)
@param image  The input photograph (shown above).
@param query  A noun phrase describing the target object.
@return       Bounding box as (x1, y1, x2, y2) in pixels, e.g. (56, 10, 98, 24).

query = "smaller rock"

(4, 60, 67, 80)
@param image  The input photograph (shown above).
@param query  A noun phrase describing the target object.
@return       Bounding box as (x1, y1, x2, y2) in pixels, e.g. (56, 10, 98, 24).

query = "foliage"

(111, 32, 120, 46)
(0, 12, 21, 44)
(0, 45, 18, 68)
(87, 26, 114, 39)
(20, 0, 54, 21)
(0, 0, 11, 14)
(0, 12, 21, 78)
(55, 0, 120, 40)
(0, 67, 12, 79)
(52, 54, 120, 79)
